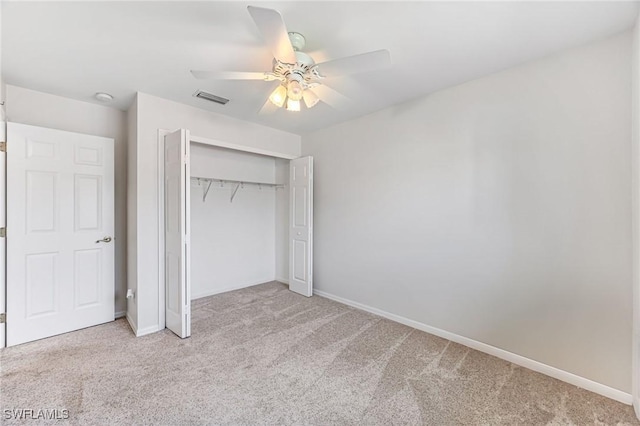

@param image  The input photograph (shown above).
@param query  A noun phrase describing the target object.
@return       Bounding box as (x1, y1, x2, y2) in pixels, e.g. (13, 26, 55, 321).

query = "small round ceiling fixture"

(95, 92, 114, 102)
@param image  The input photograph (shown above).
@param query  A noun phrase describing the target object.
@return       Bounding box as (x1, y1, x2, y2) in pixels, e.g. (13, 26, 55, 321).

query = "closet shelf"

(191, 176, 286, 203)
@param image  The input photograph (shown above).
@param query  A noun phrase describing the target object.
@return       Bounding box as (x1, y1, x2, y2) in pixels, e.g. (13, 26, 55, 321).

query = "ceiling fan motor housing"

(271, 47, 320, 94)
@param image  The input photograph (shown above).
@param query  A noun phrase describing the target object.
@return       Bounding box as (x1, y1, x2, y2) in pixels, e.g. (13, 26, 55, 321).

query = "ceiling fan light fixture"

(287, 79, 303, 101)
(268, 85, 287, 108)
(191, 6, 389, 115)
(286, 98, 301, 112)
(303, 90, 320, 109)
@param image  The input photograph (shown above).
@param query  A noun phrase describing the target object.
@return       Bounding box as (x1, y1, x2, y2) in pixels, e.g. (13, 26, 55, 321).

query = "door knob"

(96, 236, 112, 243)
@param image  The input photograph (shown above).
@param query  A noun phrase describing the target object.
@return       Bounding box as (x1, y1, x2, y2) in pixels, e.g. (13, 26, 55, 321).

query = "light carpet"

(0, 281, 638, 425)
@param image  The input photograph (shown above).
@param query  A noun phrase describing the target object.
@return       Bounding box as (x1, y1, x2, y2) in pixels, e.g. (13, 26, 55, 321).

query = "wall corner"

(631, 10, 640, 418)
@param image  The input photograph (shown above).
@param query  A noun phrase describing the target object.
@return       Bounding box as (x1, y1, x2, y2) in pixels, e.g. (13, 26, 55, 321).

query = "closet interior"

(162, 128, 313, 339)
(189, 142, 290, 300)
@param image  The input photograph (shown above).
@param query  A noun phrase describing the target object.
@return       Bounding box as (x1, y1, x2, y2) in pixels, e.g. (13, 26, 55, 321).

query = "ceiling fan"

(191, 5, 391, 113)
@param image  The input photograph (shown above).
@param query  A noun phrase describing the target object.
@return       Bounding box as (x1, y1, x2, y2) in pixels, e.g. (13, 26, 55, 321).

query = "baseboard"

(192, 279, 273, 300)
(125, 313, 138, 336)
(115, 311, 126, 319)
(125, 313, 160, 337)
(276, 277, 289, 284)
(135, 324, 162, 337)
(314, 289, 633, 405)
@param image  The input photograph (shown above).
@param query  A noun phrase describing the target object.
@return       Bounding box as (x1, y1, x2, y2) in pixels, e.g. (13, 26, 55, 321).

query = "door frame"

(156, 129, 297, 330)
(0, 121, 5, 349)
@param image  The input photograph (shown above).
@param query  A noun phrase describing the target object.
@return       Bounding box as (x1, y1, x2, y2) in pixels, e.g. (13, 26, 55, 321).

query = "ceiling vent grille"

(193, 90, 229, 105)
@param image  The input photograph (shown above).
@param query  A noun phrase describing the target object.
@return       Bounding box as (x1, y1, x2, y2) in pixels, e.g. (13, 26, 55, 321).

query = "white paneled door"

(164, 129, 191, 338)
(289, 156, 313, 297)
(6, 123, 115, 346)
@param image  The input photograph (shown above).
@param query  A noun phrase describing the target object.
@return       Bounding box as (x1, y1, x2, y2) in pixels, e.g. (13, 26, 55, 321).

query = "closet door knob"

(96, 236, 112, 243)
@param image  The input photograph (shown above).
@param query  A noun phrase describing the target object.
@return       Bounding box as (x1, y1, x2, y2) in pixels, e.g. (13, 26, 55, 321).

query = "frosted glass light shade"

(269, 85, 287, 108)
(303, 90, 320, 109)
(286, 98, 301, 112)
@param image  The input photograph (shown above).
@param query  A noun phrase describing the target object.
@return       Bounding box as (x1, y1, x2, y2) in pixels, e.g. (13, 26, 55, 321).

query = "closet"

(162, 129, 312, 338)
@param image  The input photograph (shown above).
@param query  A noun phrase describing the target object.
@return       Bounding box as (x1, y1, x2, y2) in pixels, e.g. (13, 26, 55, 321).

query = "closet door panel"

(289, 156, 313, 297)
(164, 129, 191, 339)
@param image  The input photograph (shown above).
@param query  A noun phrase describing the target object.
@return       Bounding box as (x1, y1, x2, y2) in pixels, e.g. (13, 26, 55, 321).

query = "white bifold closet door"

(289, 156, 313, 297)
(163, 132, 313, 339)
(6, 122, 115, 346)
(164, 129, 191, 338)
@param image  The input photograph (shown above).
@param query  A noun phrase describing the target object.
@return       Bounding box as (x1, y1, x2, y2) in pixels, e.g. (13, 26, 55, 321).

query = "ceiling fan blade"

(310, 85, 352, 110)
(247, 6, 297, 64)
(316, 49, 391, 77)
(190, 71, 268, 80)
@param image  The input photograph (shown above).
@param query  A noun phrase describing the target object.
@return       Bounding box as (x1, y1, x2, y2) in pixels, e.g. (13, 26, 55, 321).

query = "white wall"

(190, 143, 277, 183)
(0, 0, 4, 122)
(190, 144, 277, 299)
(303, 32, 632, 393)
(632, 12, 640, 414)
(130, 92, 300, 333)
(0, 76, 4, 120)
(5, 85, 128, 316)
(275, 158, 290, 282)
(126, 95, 138, 325)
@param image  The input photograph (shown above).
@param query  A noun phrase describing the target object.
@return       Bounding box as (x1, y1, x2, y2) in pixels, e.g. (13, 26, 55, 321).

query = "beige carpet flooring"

(0, 281, 638, 425)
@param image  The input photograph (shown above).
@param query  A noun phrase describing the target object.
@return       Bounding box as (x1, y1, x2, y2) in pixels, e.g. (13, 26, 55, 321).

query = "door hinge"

(0, 228, 5, 238)
(0, 313, 5, 324)
(0, 142, 6, 152)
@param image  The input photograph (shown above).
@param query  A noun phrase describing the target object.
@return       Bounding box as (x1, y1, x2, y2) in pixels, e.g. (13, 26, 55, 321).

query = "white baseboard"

(115, 311, 126, 319)
(125, 313, 138, 336)
(314, 289, 633, 405)
(276, 277, 289, 284)
(136, 324, 162, 337)
(125, 313, 160, 337)
(192, 279, 273, 300)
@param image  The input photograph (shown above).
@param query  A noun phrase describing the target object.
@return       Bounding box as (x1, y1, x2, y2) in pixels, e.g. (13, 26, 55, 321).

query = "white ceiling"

(2, 1, 638, 134)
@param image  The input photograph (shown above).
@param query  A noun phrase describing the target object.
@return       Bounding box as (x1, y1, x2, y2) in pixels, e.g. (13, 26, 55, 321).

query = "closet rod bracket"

(230, 183, 241, 203)
(202, 180, 213, 202)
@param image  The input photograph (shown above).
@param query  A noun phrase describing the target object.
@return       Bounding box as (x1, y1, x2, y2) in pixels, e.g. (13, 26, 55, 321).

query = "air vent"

(193, 90, 229, 105)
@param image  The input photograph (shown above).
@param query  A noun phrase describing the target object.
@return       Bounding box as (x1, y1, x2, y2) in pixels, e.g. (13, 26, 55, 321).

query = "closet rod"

(191, 176, 286, 203)
(191, 176, 285, 188)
